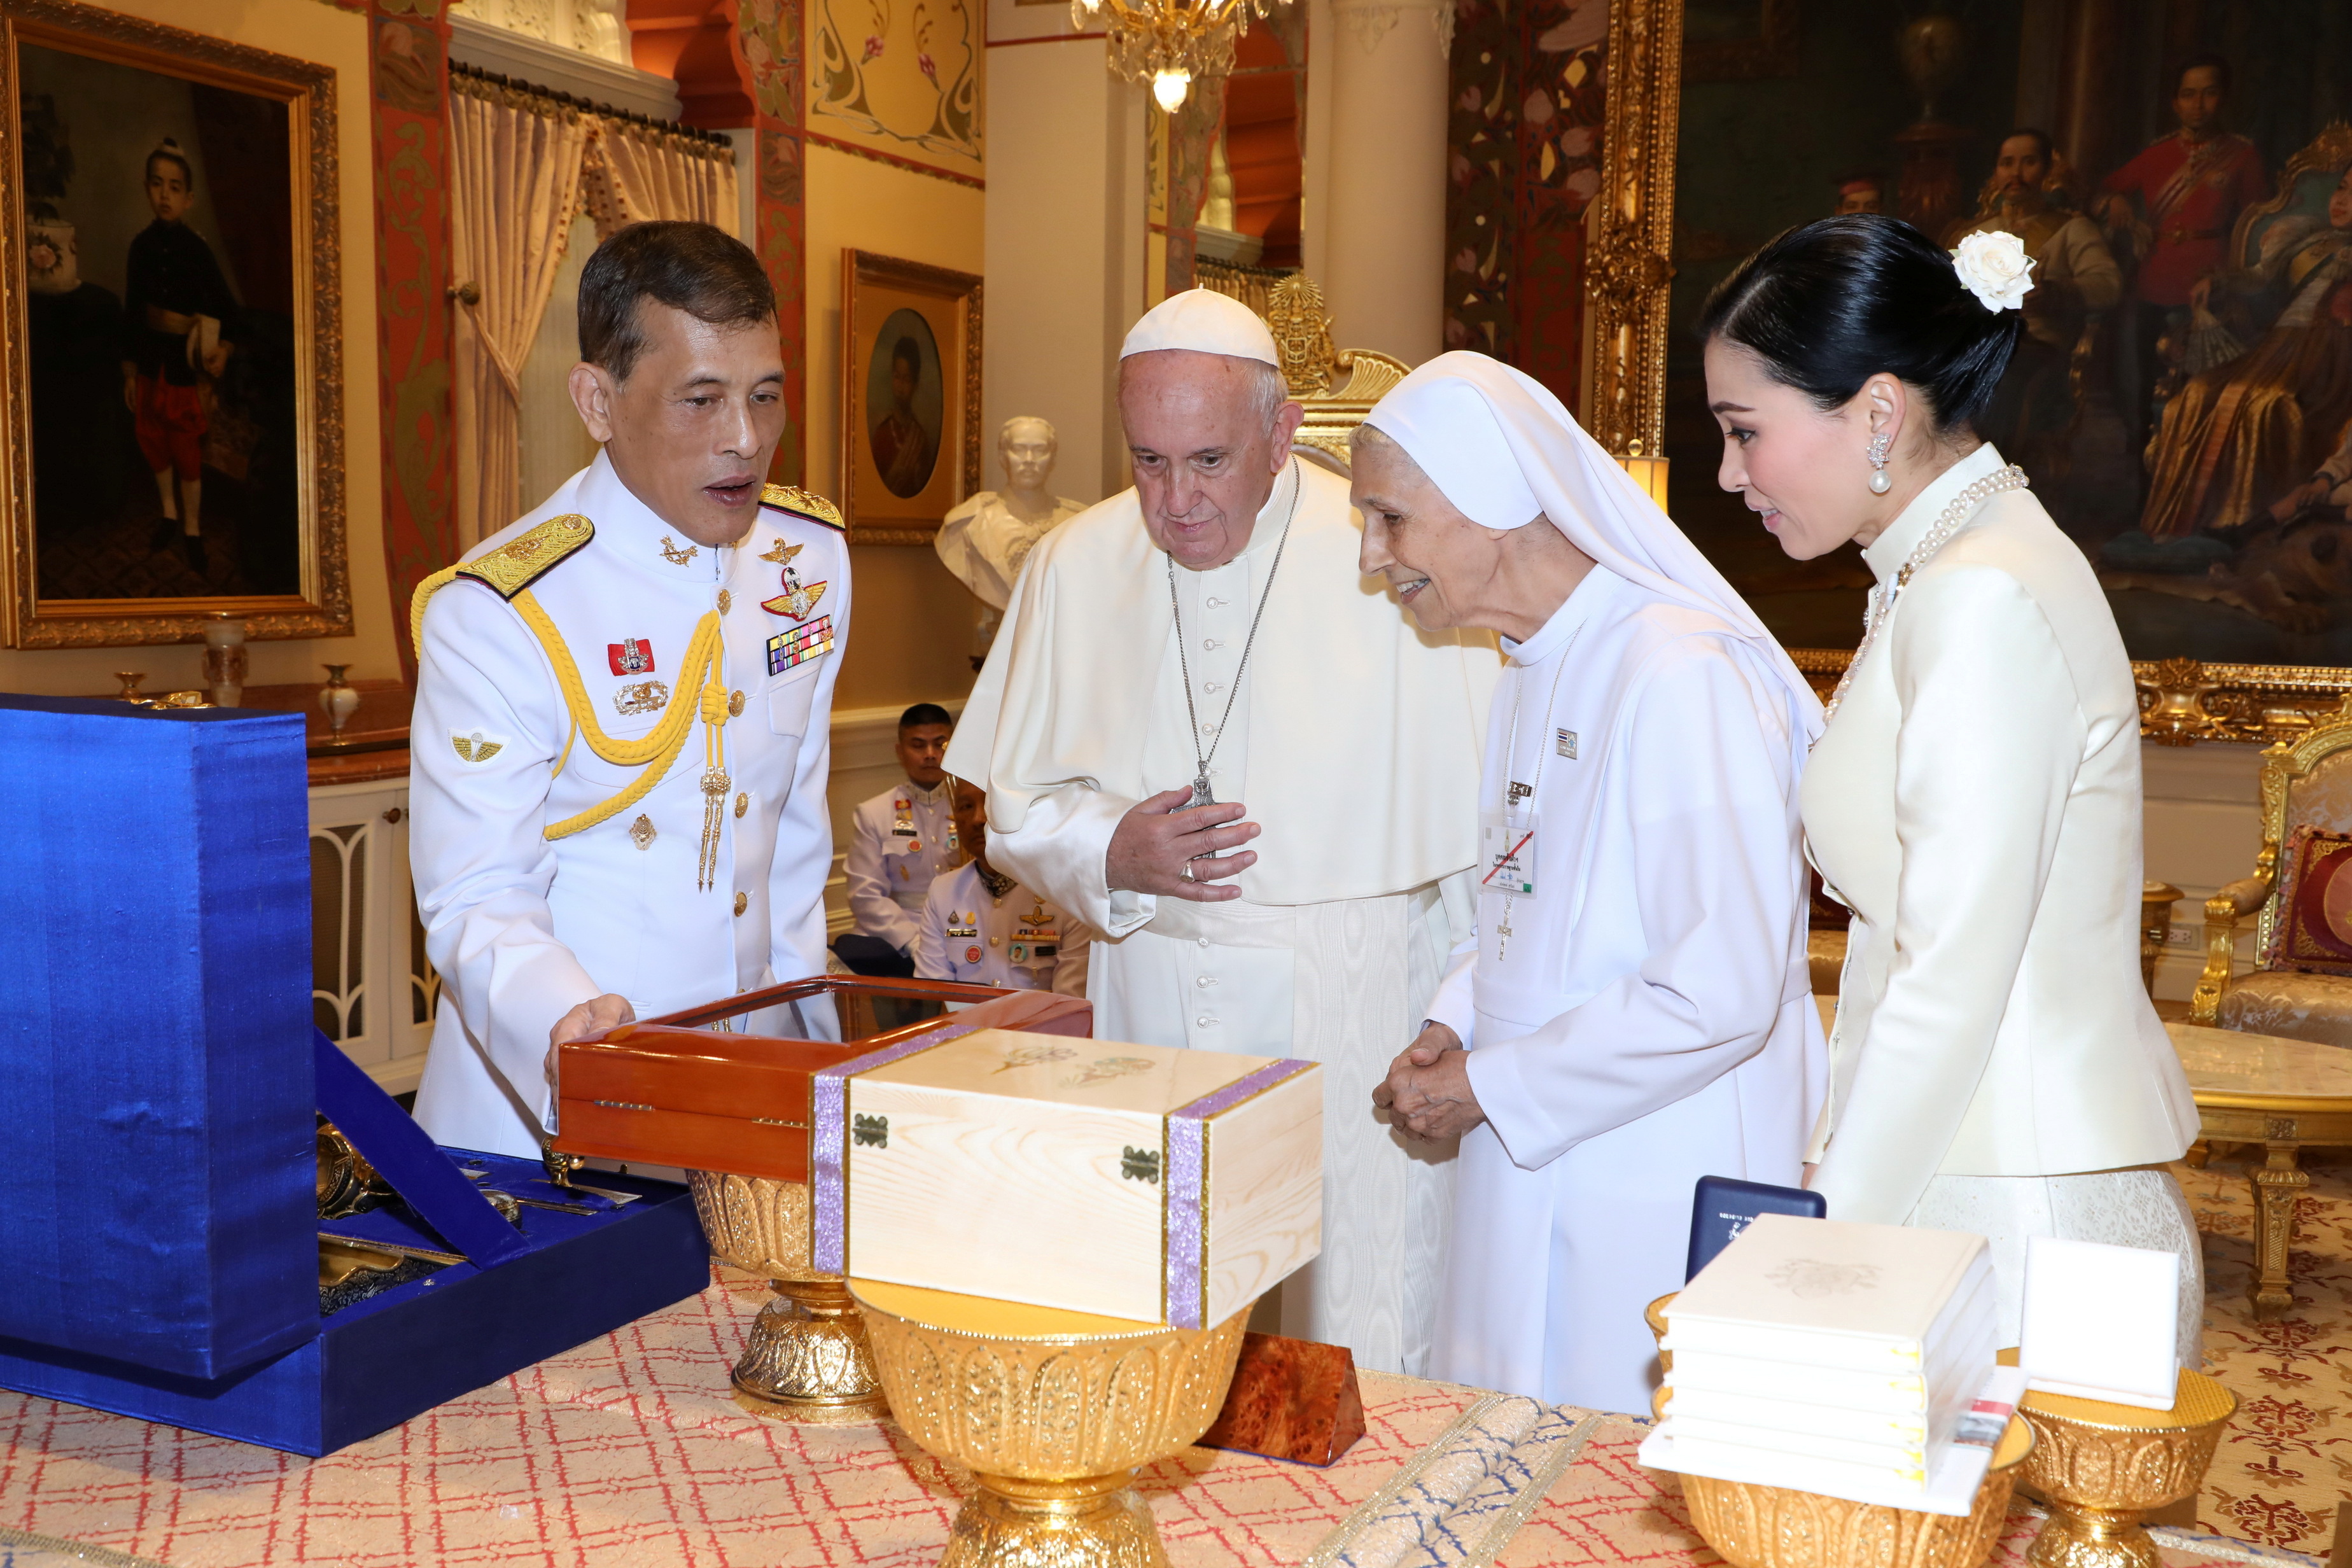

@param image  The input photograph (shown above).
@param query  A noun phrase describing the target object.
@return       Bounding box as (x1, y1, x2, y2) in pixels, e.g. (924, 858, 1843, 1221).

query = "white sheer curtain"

(447, 83, 590, 547)
(580, 120, 740, 241)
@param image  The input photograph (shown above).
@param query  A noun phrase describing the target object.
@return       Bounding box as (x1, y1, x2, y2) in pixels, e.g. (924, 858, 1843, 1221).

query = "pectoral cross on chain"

(1188, 774, 1215, 809)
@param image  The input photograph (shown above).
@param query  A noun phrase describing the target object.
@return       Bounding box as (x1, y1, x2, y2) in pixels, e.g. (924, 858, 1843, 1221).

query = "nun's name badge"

(1557, 728, 1578, 759)
(1479, 812, 1539, 899)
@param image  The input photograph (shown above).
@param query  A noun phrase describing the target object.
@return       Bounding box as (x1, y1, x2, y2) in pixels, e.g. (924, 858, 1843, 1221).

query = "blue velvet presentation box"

(0, 696, 710, 1455)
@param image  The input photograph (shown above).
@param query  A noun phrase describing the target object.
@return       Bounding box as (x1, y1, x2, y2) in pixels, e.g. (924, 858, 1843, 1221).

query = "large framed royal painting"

(1584, 0, 2352, 743)
(0, 0, 346, 648)
(839, 249, 981, 545)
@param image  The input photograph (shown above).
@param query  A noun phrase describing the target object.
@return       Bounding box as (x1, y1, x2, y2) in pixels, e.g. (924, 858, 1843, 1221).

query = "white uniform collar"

(580, 449, 730, 583)
(902, 776, 952, 805)
(1503, 563, 1623, 666)
(1861, 442, 2008, 585)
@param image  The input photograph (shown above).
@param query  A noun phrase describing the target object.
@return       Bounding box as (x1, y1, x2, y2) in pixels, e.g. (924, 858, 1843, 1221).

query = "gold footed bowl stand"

(686, 1170, 888, 1424)
(1999, 1351, 2238, 1568)
(853, 1278, 1252, 1568)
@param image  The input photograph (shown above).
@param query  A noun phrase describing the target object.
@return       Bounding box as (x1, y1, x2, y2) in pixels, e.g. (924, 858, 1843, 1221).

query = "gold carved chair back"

(2255, 711, 2352, 958)
(1194, 269, 1410, 474)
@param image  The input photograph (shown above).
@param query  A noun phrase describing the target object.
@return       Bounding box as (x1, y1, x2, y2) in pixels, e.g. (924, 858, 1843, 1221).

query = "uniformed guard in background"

(835, 702, 960, 977)
(916, 777, 1089, 998)
(407, 220, 850, 1158)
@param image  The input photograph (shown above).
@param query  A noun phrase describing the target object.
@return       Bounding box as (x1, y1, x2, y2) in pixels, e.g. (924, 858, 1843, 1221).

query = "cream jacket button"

(734, 892, 748, 916)
(728, 690, 745, 717)
(1196, 1016, 1213, 1027)
(734, 792, 748, 818)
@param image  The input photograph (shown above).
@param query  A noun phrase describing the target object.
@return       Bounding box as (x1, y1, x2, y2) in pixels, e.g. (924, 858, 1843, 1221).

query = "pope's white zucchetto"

(1119, 288, 1280, 367)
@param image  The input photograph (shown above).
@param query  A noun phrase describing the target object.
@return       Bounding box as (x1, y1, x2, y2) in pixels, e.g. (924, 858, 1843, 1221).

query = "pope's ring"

(1181, 860, 1195, 881)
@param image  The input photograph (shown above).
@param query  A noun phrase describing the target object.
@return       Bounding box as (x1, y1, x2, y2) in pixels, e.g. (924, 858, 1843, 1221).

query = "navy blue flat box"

(1686, 1174, 1827, 1281)
(0, 1148, 708, 1456)
(0, 696, 710, 1455)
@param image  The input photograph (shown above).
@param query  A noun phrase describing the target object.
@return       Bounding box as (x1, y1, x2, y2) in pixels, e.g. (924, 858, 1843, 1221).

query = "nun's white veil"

(1362, 351, 1823, 745)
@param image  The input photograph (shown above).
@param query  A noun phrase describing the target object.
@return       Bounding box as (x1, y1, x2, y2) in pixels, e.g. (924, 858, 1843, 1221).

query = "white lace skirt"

(1907, 1167, 2204, 1368)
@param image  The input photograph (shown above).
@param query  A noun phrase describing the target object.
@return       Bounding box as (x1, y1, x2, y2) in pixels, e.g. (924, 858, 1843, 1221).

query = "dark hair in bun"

(1697, 214, 2022, 438)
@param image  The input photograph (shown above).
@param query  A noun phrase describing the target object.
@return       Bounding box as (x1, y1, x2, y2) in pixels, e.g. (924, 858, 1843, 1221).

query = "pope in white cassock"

(945, 290, 1499, 1375)
(1366, 354, 1825, 1415)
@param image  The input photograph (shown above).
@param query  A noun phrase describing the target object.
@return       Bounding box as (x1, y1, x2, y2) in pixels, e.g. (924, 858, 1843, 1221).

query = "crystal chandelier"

(1068, 0, 1291, 111)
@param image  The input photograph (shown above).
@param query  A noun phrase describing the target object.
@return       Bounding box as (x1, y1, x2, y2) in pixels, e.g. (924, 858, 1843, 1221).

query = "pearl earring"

(1866, 431, 1893, 495)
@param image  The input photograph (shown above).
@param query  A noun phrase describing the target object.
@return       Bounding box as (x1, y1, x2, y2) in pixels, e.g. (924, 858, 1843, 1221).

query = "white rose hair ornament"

(1950, 229, 2036, 312)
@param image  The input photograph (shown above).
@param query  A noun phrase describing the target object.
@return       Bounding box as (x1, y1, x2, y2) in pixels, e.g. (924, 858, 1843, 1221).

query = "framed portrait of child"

(0, 0, 348, 647)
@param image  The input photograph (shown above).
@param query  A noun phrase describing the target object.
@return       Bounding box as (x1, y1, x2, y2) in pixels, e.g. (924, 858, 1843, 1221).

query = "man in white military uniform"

(946, 288, 1499, 1375)
(835, 703, 960, 976)
(409, 221, 850, 1159)
(916, 777, 1089, 995)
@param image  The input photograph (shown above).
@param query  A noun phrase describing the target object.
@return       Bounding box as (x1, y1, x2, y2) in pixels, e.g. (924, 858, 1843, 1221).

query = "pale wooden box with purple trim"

(811, 1028, 1322, 1327)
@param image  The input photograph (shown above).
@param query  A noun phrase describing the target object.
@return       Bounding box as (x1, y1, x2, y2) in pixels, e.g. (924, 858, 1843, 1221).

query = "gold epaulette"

(760, 484, 844, 530)
(458, 514, 596, 598)
(410, 514, 596, 653)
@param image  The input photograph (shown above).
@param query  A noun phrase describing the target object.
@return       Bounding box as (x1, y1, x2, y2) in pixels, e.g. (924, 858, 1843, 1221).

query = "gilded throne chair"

(2193, 694, 2352, 1042)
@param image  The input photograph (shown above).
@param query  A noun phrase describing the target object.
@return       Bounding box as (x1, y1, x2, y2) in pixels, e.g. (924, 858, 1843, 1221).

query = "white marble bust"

(935, 416, 1086, 658)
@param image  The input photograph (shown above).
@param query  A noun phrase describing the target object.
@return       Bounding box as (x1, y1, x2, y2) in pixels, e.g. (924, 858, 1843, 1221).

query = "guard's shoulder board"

(760, 483, 845, 531)
(455, 513, 595, 599)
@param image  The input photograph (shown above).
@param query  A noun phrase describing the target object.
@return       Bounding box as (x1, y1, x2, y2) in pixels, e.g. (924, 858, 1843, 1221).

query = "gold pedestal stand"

(686, 1171, 888, 1424)
(853, 1278, 1252, 1568)
(2002, 1352, 2237, 1568)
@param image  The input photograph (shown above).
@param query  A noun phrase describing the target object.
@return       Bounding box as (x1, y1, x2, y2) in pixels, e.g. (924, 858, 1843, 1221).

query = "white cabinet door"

(309, 778, 435, 1096)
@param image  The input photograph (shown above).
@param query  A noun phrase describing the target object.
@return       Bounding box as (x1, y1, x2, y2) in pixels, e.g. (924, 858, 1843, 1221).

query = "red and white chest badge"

(762, 569, 829, 621)
(607, 638, 654, 676)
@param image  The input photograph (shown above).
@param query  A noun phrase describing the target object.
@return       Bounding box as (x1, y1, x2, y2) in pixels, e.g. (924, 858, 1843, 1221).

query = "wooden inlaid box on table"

(814, 1033, 1323, 1327)
(552, 977, 1093, 1180)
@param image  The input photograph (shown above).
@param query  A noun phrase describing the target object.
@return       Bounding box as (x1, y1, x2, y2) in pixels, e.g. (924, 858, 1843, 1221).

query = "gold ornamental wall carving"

(1578, 0, 1680, 463)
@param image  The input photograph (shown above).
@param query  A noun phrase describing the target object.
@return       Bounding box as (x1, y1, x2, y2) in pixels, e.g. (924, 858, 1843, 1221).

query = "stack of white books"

(1642, 1214, 2009, 1513)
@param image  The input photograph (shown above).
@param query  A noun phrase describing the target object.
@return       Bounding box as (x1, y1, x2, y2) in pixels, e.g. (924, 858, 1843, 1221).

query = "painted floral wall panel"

(807, 0, 981, 177)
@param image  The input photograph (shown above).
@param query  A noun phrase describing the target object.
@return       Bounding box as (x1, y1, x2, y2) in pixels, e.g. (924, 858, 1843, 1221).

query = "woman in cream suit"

(1698, 215, 2204, 1359)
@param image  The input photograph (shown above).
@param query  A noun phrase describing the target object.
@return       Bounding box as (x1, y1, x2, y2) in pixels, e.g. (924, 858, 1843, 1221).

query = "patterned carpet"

(2183, 1149, 2352, 1555)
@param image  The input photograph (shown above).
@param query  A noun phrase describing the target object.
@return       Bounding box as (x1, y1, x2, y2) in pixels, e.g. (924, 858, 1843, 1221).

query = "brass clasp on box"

(852, 1114, 888, 1149)
(1121, 1147, 1161, 1184)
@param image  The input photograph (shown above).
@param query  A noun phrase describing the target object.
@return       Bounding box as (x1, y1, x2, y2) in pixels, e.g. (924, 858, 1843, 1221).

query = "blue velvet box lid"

(0, 696, 315, 1380)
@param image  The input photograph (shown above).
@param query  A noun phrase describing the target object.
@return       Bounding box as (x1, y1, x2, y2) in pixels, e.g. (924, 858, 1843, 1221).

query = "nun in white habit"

(1366, 353, 1827, 1415)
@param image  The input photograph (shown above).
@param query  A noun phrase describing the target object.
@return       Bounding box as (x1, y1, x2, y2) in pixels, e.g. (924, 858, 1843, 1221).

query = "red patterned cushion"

(2264, 823, 2352, 976)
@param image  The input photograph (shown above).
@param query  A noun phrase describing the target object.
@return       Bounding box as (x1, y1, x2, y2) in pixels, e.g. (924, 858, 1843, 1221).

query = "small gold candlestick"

(687, 1170, 887, 1423)
(854, 1278, 1252, 1568)
(2005, 1354, 2237, 1568)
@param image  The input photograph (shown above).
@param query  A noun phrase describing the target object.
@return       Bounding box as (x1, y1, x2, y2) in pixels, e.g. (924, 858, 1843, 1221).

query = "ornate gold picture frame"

(838, 249, 981, 546)
(1587, 0, 2352, 745)
(0, 0, 347, 648)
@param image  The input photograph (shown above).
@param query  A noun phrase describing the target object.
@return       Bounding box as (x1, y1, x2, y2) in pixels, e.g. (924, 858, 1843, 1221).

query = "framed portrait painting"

(1585, 0, 2352, 741)
(0, 0, 346, 648)
(839, 249, 981, 545)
